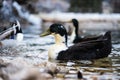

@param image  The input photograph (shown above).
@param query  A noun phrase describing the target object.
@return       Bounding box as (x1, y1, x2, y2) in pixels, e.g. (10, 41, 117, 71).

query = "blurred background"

(0, 0, 120, 80)
(0, 0, 120, 32)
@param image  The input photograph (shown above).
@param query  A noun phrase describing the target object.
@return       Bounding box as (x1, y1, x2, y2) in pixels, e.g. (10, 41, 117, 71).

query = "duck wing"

(57, 39, 110, 60)
(73, 34, 104, 43)
(70, 39, 105, 50)
(82, 35, 103, 41)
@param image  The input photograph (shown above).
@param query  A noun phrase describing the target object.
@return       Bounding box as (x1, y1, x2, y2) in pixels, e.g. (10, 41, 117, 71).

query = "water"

(0, 24, 120, 80)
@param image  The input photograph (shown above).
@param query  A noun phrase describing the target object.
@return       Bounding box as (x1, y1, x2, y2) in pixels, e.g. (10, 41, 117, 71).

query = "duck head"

(12, 20, 23, 41)
(40, 24, 68, 60)
(12, 20, 21, 34)
(71, 18, 79, 29)
(40, 23, 68, 46)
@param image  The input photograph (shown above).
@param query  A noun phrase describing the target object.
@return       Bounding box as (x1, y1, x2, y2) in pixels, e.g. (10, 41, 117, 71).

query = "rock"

(0, 59, 4, 64)
(0, 42, 2, 46)
(0, 78, 3, 80)
(0, 62, 52, 80)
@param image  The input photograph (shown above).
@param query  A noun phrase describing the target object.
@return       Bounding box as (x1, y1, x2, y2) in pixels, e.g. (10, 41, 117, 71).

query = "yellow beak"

(40, 28, 51, 37)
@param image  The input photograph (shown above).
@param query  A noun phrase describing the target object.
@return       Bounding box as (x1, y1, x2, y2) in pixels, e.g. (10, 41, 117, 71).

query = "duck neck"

(71, 25, 79, 41)
(75, 25, 79, 38)
(54, 34, 64, 45)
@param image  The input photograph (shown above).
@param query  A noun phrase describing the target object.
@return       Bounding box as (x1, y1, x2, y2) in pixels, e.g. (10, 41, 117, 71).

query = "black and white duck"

(70, 18, 104, 44)
(0, 20, 23, 46)
(40, 23, 111, 60)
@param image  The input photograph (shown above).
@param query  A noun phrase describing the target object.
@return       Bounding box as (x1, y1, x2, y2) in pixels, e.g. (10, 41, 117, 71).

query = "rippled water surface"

(0, 25, 120, 80)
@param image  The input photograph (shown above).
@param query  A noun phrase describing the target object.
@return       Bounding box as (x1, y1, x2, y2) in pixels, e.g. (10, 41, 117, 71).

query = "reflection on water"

(0, 25, 120, 80)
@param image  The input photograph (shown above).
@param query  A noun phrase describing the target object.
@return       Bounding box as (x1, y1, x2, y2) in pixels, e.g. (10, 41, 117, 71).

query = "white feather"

(16, 33, 24, 42)
(48, 43, 67, 60)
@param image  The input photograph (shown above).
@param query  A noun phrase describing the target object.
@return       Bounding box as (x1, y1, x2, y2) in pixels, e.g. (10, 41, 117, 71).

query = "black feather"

(71, 18, 105, 44)
(46, 23, 111, 60)
(49, 24, 68, 46)
(57, 31, 111, 60)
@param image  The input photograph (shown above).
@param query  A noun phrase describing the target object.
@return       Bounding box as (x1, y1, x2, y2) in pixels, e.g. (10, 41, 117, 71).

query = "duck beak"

(40, 28, 51, 37)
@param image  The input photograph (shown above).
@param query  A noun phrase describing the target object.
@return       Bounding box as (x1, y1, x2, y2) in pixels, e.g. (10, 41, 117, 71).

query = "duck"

(70, 18, 104, 44)
(40, 23, 111, 60)
(0, 20, 24, 47)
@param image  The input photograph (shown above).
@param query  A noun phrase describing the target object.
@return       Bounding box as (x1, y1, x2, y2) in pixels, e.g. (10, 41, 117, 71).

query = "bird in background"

(69, 18, 104, 44)
(0, 20, 24, 47)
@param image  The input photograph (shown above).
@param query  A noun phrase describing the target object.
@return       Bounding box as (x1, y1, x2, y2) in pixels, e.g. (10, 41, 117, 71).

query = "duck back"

(57, 31, 111, 60)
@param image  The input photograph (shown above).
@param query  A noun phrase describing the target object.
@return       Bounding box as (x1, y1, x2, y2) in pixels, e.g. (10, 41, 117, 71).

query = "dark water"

(0, 25, 120, 80)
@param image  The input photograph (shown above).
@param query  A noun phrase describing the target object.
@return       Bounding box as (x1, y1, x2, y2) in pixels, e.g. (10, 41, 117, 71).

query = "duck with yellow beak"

(40, 23, 111, 60)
